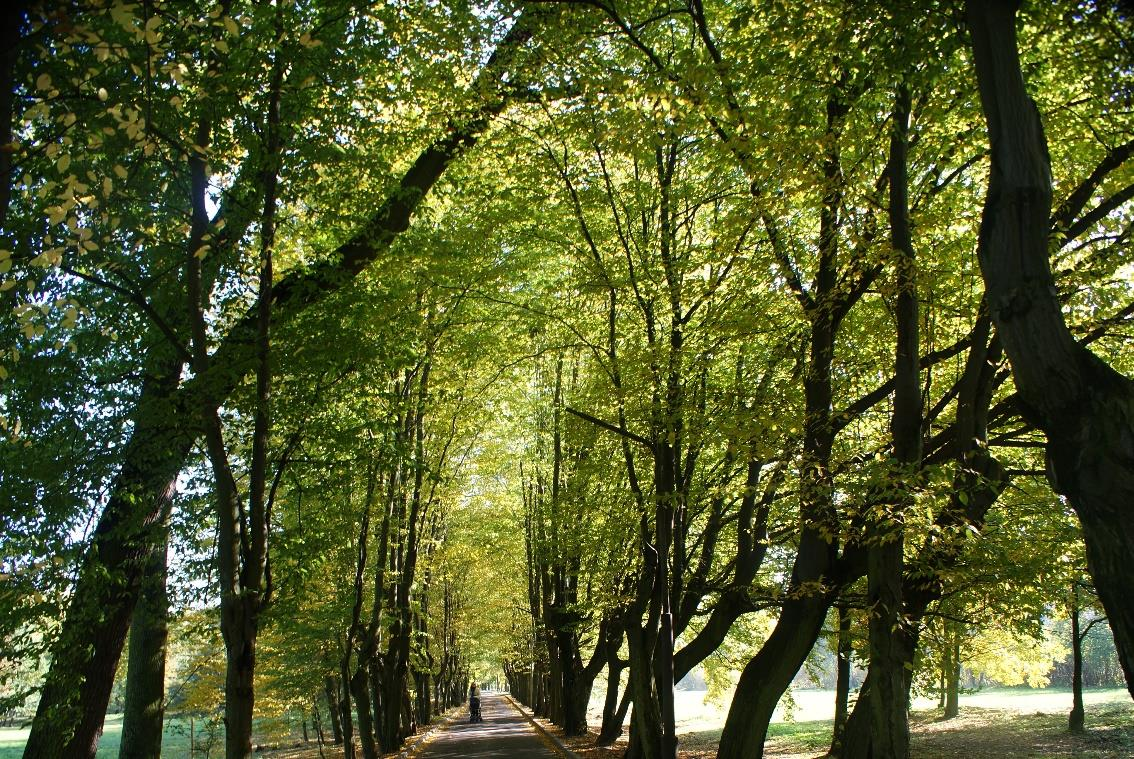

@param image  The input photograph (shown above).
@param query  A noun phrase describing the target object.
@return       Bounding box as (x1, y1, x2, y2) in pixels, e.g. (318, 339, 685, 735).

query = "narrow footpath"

(412, 693, 566, 759)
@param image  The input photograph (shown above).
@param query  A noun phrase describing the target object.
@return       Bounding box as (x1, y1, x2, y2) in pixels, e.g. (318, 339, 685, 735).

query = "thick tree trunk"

(377, 655, 408, 751)
(625, 624, 664, 759)
(716, 586, 832, 759)
(966, 0, 1134, 700)
(118, 519, 171, 759)
(350, 665, 380, 759)
(221, 595, 260, 759)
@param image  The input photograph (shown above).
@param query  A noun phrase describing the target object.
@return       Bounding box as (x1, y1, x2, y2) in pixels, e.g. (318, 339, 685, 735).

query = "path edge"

(397, 707, 462, 759)
(503, 694, 581, 759)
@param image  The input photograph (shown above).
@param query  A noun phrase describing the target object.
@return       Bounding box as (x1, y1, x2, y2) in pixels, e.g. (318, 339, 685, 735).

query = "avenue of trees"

(0, 2, 1131, 759)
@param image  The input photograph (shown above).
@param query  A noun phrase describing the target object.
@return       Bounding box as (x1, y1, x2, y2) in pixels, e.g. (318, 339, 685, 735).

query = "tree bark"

(966, 0, 1134, 700)
(324, 676, 344, 744)
(944, 628, 960, 719)
(350, 666, 380, 759)
(23, 358, 189, 759)
(118, 516, 171, 759)
(829, 605, 853, 756)
(1069, 583, 1085, 733)
(865, 78, 917, 759)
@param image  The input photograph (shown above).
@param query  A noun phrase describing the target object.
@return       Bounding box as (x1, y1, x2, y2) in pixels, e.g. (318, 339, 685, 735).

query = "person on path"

(469, 682, 482, 722)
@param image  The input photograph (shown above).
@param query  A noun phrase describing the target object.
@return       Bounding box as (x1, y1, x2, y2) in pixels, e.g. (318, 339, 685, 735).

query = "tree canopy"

(1, 2, 1132, 759)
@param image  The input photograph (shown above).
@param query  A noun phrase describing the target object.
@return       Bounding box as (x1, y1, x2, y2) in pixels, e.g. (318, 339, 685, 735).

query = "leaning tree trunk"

(966, 0, 1134, 700)
(715, 564, 834, 759)
(23, 358, 190, 759)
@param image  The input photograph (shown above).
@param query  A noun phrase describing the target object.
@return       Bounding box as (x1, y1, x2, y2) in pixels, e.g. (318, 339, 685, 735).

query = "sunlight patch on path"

(412, 693, 564, 759)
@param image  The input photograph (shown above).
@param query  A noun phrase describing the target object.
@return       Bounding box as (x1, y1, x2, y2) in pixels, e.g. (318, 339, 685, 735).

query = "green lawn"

(0, 712, 305, 758)
(0, 715, 199, 759)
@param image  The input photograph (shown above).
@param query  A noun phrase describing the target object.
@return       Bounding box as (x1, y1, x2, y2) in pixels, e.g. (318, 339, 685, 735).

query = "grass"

(0, 715, 201, 758)
(0, 712, 307, 758)
(563, 687, 1134, 759)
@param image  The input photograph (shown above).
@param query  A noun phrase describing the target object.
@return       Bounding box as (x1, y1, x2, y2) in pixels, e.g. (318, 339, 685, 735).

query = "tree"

(7, 6, 556, 756)
(965, 0, 1134, 700)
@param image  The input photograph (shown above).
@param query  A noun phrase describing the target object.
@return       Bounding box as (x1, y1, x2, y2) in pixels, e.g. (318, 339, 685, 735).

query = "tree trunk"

(597, 625, 629, 746)
(339, 658, 355, 759)
(325, 676, 344, 744)
(966, 0, 1134, 700)
(625, 624, 664, 759)
(350, 665, 380, 759)
(829, 605, 853, 757)
(1069, 583, 1085, 733)
(221, 595, 260, 759)
(598, 682, 631, 747)
(377, 654, 407, 751)
(717, 584, 832, 759)
(24, 360, 189, 759)
(864, 78, 917, 759)
(943, 631, 960, 719)
(118, 518, 171, 759)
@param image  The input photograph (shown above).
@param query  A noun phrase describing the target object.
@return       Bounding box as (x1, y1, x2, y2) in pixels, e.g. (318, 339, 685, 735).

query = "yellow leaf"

(223, 17, 238, 36)
(57, 154, 71, 172)
(36, 73, 52, 91)
(110, 4, 135, 30)
(113, 164, 128, 179)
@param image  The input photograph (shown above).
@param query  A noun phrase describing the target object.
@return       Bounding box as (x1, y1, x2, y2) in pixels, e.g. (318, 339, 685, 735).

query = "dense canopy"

(1, 2, 1132, 759)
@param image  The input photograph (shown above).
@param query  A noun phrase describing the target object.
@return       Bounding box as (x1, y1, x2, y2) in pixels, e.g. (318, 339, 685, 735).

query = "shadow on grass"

(677, 719, 834, 756)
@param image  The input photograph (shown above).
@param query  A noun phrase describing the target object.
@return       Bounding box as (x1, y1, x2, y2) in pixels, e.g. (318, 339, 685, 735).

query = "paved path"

(412, 693, 564, 758)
